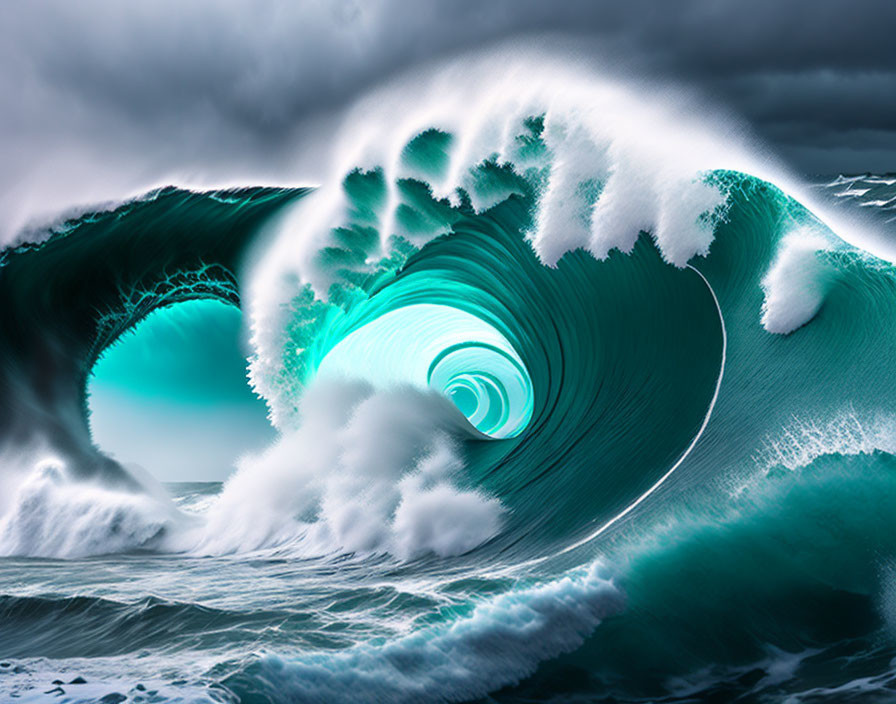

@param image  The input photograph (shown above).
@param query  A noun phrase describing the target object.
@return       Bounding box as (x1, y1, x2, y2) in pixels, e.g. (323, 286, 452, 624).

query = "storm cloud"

(1, 0, 894, 240)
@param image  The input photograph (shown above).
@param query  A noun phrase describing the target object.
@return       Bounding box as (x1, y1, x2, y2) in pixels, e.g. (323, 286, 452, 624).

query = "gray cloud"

(1, 0, 894, 239)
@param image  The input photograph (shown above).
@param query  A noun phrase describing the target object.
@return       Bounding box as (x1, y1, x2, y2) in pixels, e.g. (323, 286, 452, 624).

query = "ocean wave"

(3, 49, 896, 704)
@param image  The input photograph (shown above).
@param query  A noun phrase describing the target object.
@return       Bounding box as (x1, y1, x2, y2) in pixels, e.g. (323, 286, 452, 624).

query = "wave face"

(3, 53, 896, 703)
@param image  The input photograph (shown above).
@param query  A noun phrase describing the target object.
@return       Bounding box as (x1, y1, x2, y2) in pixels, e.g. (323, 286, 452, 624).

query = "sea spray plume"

(250, 52, 755, 292)
(0, 453, 180, 558)
(189, 380, 504, 559)
(0, 380, 506, 561)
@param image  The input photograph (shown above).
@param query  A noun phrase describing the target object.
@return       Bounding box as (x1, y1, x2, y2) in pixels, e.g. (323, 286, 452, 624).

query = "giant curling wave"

(255, 161, 727, 555)
(4, 50, 896, 704)
(219, 73, 896, 697)
(237, 54, 861, 558)
(2, 54, 895, 563)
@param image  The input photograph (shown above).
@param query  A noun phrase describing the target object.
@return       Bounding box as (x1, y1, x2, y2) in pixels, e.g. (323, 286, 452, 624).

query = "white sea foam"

(183, 379, 504, 560)
(755, 406, 896, 473)
(835, 188, 872, 198)
(0, 454, 180, 558)
(0, 382, 505, 561)
(760, 228, 836, 334)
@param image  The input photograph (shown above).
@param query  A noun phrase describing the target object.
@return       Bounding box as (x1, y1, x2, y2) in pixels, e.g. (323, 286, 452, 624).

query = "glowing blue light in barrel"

(316, 304, 533, 438)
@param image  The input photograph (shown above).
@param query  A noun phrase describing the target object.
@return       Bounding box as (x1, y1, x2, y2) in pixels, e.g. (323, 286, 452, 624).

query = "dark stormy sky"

(1, 0, 894, 240)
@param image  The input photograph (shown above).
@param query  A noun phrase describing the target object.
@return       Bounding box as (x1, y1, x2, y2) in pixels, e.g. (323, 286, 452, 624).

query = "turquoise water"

(89, 300, 272, 481)
(2, 109, 896, 703)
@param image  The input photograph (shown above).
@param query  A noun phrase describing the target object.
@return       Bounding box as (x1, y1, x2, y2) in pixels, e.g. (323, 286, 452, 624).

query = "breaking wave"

(3, 49, 896, 703)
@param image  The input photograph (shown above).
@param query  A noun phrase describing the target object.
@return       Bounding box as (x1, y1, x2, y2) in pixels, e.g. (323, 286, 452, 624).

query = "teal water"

(89, 300, 272, 482)
(2, 112, 896, 703)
